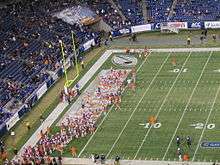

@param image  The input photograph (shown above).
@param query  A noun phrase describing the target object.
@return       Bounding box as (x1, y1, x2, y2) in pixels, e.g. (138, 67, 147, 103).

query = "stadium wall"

(90, 19, 113, 32)
(111, 21, 220, 37)
(0, 38, 99, 137)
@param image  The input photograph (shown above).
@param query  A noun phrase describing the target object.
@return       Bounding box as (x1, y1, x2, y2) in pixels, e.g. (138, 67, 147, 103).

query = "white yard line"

(17, 48, 220, 161)
(133, 51, 192, 159)
(106, 53, 171, 158)
(162, 51, 213, 160)
(78, 53, 151, 157)
(16, 50, 112, 157)
(192, 75, 220, 161)
(121, 48, 220, 53)
(62, 157, 214, 165)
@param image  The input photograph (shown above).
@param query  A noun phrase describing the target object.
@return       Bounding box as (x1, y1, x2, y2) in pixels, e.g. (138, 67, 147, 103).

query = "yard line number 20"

(194, 123, 215, 130)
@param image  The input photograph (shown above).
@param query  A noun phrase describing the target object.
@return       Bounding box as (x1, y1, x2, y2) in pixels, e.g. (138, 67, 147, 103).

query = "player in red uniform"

(144, 46, 150, 57)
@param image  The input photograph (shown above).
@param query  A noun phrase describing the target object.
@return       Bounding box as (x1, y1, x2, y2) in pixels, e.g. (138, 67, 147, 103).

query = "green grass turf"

(3, 29, 220, 163)
(110, 29, 220, 49)
(51, 52, 144, 157)
(72, 51, 220, 162)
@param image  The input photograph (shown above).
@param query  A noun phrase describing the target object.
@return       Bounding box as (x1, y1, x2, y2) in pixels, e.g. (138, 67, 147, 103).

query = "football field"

(75, 50, 220, 162)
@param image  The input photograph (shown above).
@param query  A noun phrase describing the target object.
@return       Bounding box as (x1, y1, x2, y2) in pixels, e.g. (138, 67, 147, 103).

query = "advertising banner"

(18, 105, 29, 118)
(167, 22, 188, 29)
(83, 39, 95, 51)
(152, 22, 162, 30)
(188, 22, 204, 29)
(51, 71, 59, 81)
(111, 28, 131, 37)
(119, 28, 131, 35)
(36, 83, 48, 99)
(205, 21, 220, 29)
(6, 112, 19, 130)
(201, 142, 220, 148)
(131, 24, 151, 33)
(0, 123, 7, 137)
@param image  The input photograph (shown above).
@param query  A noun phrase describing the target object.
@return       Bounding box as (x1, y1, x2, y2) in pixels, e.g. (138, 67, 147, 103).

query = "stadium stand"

(0, 0, 100, 130)
(86, 0, 125, 30)
(114, 0, 145, 26)
(145, 0, 173, 23)
(170, 0, 220, 22)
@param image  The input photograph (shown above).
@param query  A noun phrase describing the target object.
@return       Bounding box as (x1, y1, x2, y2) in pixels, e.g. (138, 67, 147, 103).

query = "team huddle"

(13, 69, 130, 164)
(176, 135, 191, 161)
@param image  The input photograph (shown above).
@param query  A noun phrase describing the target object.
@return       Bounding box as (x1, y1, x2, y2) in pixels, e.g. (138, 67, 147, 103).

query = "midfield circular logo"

(112, 54, 137, 67)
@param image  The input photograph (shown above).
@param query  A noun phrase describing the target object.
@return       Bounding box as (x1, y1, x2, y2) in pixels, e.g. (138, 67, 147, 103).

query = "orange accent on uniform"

(148, 116, 157, 124)
(0, 151, 8, 161)
(183, 154, 189, 161)
(70, 147, 77, 157)
(172, 57, 176, 66)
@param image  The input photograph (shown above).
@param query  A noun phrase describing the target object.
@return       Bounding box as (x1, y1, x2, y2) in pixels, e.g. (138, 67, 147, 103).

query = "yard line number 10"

(139, 123, 162, 129)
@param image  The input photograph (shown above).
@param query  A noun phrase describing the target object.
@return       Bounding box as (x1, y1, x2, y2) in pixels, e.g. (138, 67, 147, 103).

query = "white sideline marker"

(133, 51, 192, 160)
(162, 51, 213, 160)
(78, 53, 151, 157)
(192, 74, 220, 161)
(106, 53, 171, 158)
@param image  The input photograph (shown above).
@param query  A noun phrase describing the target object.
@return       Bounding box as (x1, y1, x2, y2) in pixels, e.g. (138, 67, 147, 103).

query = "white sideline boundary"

(111, 47, 220, 53)
(16, 47, 220, 162)
(162, 51, 213, 160)
(61, 158, 214, 165)
(16, 50, 113, 157)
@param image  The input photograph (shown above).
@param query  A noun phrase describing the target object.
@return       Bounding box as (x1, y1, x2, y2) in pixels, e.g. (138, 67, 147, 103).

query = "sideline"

(61, 157, 213, 165)
(16, 50, 113, 157)
(111, 47, 220, 53)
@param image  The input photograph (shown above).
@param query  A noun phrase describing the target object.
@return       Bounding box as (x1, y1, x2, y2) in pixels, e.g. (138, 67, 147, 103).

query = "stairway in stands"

(142, 0, 149, 23)
(167, 0, 178, 21)
(108, 0, 127, 21)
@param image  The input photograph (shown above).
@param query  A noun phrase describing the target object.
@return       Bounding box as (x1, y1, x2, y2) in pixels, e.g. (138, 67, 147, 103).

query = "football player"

(177, 147, 182, 161)
(176, 136, 181, 147)
(186, 136, 192, 148)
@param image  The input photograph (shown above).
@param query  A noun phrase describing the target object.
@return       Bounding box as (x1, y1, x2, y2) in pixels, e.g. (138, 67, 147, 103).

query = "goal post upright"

(60, 31, 80, 89)
(59, 40, 69, 86)
(64, 31, 80, 87)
